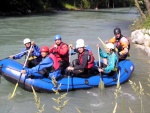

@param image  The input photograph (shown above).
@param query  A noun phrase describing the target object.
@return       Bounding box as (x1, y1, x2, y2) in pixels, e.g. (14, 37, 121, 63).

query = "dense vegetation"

(1, 0, 150, 30)
(0, 0, 134, 15)
(130, 0, 150, 29)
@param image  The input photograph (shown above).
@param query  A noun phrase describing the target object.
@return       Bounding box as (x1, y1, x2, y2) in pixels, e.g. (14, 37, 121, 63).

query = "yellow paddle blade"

(8, 83, 18, 100)
(98, 37, 107, 48)
(98, 77, 104, 90)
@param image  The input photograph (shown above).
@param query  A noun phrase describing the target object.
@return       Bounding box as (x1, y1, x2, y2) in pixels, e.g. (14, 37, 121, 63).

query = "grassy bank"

(130, 16, 150, 30)
(63, 3, 79, 10)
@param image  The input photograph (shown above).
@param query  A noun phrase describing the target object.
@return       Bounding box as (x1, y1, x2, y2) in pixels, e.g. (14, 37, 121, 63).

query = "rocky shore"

(131, 29, 150, 57)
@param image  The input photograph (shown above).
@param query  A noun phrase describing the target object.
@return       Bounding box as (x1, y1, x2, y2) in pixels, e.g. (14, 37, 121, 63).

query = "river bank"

(131, 29, 150, 57)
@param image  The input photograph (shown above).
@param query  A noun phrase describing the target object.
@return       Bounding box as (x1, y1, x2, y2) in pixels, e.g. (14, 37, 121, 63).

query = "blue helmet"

(54, 34, 61, 41)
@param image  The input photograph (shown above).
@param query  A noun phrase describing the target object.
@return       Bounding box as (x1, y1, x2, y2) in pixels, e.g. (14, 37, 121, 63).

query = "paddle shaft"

(0, 50, 29, 61)
(9, 45, 33, 99)
(67, 47, 72, 93)
(18, 45, 33, 81)
(97, 46, 105, 90)
(98, 47, 103, 79)
(69, 48, 71, 65)
(98, 37, 106, 48)
(98, 47, 101, 68)
(0, 57, 9, 61)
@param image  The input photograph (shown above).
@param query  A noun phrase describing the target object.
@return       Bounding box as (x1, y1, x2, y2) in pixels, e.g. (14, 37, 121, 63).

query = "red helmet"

(40, 46, 49, 53)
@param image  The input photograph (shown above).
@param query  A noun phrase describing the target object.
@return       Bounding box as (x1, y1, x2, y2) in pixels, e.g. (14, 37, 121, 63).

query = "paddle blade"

(98, 77, 104, 90)
(8, 83, 18, 100)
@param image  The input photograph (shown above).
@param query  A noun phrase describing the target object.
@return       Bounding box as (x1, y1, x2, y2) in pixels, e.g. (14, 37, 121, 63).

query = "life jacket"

(25, 46, 38, 61)
(53, 42, 69, 63)
(78, 50, 95, 69)
(115, 36, 130, 53)
(48, 53, 60, 70)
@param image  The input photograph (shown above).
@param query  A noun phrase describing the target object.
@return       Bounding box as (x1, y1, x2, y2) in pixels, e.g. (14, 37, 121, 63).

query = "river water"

(0, 8, 150, 113)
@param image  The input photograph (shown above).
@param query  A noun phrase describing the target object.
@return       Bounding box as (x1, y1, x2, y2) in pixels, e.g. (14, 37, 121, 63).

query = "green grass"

(63, 3, 78, 10)
(142, 16, 150, 29)
(130, 16, 150, 30)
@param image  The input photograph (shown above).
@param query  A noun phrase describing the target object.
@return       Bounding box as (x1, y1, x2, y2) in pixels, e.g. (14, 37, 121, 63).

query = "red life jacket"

(48, 53, 60, 70)
(52, 42, 69, 63)
(78, 50, 95, 69)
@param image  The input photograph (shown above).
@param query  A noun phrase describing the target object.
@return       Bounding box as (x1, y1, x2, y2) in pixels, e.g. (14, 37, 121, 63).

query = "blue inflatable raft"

(0, 58, 134, 93)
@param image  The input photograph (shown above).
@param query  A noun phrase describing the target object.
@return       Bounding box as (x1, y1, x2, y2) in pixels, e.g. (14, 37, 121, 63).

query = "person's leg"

(119, 54, 128, 61)
(59, 60, 69, 75)
(27, 59, 40, 68)
(59, 61, 69, 69)
(72, 59, 79, 67)
(73, 69, 84, 76)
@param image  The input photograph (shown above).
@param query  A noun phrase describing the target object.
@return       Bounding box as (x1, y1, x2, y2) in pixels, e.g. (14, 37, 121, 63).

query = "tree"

(143, 0, 150, 15)
(134, 0, 146, 19)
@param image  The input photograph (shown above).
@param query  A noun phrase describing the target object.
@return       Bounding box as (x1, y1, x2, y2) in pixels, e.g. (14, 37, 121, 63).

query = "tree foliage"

(134, 0, 150, 19)
(0, 0, 135, 15)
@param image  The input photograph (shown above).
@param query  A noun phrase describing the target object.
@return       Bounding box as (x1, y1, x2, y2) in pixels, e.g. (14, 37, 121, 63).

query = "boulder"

(131, 30, 144, 44)
(131, 29, 150, 57)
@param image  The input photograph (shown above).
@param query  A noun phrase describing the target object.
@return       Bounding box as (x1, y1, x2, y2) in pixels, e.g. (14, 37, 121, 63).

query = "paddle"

(0, 57, 9, 61)
(98, 37, 107, 48)
(9, 45, 33, 99)
(67, 47, 72, 93)
(98, 47, 104, 90)
(10, 50, 29, 58)
(98, 37, 119, 54)
(0, 50, 29, 61)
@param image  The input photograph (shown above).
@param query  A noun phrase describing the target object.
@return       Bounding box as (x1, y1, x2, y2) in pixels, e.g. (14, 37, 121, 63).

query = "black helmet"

(114, 28, 121, 35)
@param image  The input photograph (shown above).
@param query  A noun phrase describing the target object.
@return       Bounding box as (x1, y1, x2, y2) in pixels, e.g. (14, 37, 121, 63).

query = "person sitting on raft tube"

(21, 46, 61, 79)
(9, 38, 42, 68)
(49, 34, 69, 74)
(106, 27, 130, 60)
(97, 43, 118, 75)
(66, 39, 95, 77)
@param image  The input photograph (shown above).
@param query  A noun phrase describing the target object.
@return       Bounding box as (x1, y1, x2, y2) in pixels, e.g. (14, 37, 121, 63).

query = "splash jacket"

(49, 42, 69, 63)
(74, 49, 95, 70)
(25, 54, 61, 79)
(13, 45, 41, 62)
(99, 49, 118, 74)
(109, 36, 130, 56)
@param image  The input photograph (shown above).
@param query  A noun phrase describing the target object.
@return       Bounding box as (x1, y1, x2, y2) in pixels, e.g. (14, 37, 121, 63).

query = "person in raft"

(97, 43, 118, 75)
(49, 34, 69, 72)
(66, 39, 95, 77)
(9, 38, 42, 68)
(106, 27, 130, 60)
(21, 46, 61, 79)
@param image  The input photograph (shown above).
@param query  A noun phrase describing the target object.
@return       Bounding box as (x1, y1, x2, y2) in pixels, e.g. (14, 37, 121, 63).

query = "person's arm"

(25, 57, 53, 74)
(74, 52, 88, 70)
(99, 49, 108, 58)
(119, 38, 129, 55)
(108, 37, 116, 44)
(13, 48, 26, 59)
(49, 45, 54, 53)
(103, 53, 117, 73)
(32, 45, 41, 57)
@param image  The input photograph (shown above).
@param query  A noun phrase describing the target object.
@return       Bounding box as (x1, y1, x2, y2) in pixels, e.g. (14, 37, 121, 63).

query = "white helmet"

(106, 43, 115, 49)
(23, 38, 31, 44)
(76, 39, 85, 48)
